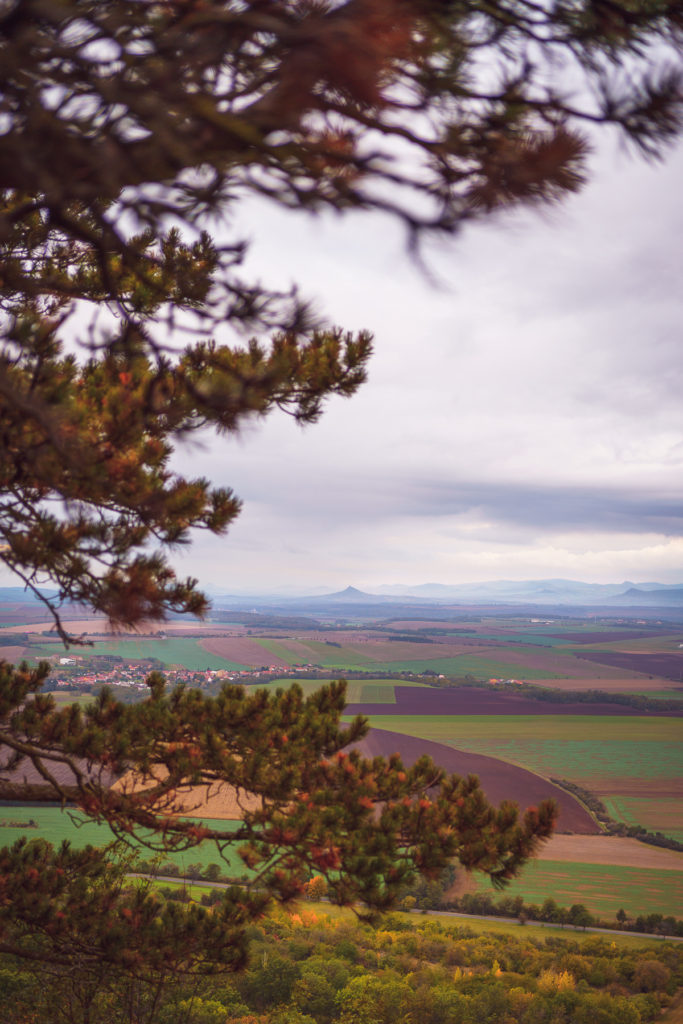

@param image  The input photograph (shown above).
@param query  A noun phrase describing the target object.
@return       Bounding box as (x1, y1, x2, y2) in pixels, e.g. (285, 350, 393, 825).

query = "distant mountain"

(195, 578, 683, 616)
(614, 587, 683, 605)
(0, 587, 58, 603)
(366, 579, 683, 605)
(322, 586, 377, 602)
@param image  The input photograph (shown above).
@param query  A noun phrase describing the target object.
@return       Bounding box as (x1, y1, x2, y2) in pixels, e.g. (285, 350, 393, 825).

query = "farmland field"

(352, 714, 683, 785)
(343, 685, 674, 716)
(601, 796, 683, 842)
(256, 678, 432, 702)
(30, 637, 247, 670)
(537, 834, 683, 870)
(1, 605, 681, 924)
(575, 651, 683, 681)
(365, 654, 564, 677)
(257, 637, 378, 667)
(475, 858, 683, 920)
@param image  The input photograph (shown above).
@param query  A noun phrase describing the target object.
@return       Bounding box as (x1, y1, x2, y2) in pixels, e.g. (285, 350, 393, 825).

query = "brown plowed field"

(352, 728, 598, 834)
(344, 686, 679, 716)
(577, 652, 683, 681)
(198, 637, 290, 667)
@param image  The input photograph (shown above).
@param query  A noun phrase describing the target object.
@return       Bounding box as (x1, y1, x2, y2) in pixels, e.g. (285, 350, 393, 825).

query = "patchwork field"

(352, 713, 683, 787)
(1, 608, 681, 923)
(344, 685, 672, 717)
(576, 651, 683, 681)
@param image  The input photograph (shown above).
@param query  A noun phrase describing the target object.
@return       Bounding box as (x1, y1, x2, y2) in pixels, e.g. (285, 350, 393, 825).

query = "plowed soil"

(577, 652, 683, 681)
(352, 728, 598, 834)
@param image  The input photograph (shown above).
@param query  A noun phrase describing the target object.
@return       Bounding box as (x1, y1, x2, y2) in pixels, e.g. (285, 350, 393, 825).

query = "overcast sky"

(162, 134, 683, 595)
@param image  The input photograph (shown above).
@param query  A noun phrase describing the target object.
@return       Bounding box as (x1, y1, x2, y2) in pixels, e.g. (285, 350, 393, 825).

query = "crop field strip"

(573, 651, 683, 681)
(564, 633, 683, 653)
(475, 859, 683, 919)
(601, 796, 683, 842)
(359, 654, 566, 677)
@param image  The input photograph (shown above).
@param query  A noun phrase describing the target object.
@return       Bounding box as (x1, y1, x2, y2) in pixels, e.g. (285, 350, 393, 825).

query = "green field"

(602, 796, 683, 842)
(259, 678, 432, 702)
(50, 690, 94, 706)
(0, 806, 246, 874)
(31, 637, 247, 670)
(476, 859, 683, 920)
(350, 714, 683, 785)
(365, 655, 565, 678)
(247, 678, 374, 702)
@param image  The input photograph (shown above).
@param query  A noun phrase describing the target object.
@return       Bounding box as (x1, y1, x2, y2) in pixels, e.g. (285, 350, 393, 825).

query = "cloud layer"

(166, 139, 683, 592)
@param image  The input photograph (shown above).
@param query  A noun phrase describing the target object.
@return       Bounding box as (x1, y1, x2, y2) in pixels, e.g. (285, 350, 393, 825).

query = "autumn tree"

(0, 0, 681, 1018)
